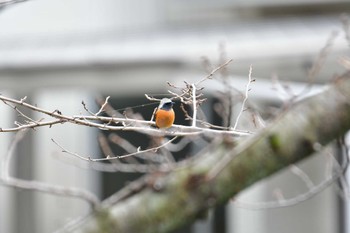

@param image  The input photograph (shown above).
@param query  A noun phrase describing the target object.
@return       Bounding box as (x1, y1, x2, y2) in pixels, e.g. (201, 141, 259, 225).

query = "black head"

(159, 98, 174, 111)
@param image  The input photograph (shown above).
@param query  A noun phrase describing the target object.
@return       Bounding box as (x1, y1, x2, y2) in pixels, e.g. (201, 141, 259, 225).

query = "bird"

(155, 98, 175, 129)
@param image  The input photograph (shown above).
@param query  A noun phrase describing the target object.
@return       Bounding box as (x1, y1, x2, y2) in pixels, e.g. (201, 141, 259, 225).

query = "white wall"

(0, 0, 160, 36)
(32, 89, 100, 233)
(0, 91, 15, 233)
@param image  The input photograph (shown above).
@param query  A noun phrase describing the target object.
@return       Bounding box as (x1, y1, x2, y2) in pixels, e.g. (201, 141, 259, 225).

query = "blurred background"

(0, 0, 349, 232)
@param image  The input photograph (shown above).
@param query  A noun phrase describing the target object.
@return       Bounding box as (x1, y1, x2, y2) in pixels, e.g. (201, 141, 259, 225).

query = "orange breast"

(155, 109, 175, 129)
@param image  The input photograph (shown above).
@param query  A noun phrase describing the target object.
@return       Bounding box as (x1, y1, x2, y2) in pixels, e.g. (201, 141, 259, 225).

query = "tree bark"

(74, 72, 350, 233)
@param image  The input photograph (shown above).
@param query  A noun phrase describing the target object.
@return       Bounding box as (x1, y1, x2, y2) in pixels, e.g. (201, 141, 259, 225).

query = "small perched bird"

(155, 98, 175, 129)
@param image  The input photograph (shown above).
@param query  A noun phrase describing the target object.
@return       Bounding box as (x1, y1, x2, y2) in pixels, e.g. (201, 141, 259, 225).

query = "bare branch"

(0, 95, 250, 137)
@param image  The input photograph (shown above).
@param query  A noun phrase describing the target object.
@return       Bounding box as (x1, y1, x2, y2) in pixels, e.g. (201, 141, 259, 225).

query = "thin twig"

(233, 65, 253, 130)
(108, 133, 160, 164)
(53, 152, 163, 173)
(196, 59, 233, 85)
(145, 94, 161, 102)
(2, 129, 28, 179)
(52, 136, 179, 162)
(53, 212, 92, 233)
(191, 84, 197, 127)
(290, 165, 315, 190)
(341, 14, 350, 47)
(339, 56, 350, 69)
(95, 96, 110, 116)
(296, 31, 338, 99)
